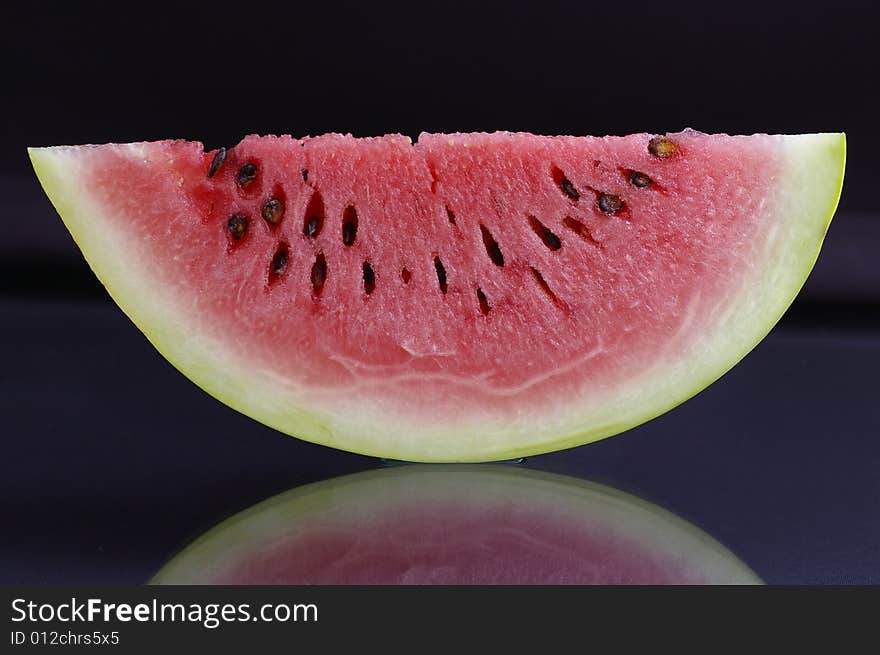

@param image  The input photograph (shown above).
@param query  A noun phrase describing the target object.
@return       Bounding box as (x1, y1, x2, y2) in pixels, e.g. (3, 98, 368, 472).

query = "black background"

(2, 1, 878, 584)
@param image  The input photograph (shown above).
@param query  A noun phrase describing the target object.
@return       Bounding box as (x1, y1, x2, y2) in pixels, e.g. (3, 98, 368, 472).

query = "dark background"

(2, 2, 877, 584)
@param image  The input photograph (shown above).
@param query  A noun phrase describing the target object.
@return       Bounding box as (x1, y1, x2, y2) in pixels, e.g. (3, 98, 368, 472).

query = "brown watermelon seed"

(648, 136, 678, 158)
(433, 256, 448, 294)
(261, 198, 285, 226)
(551, 165, 580, 201)
(362, 261, 375, 295)
(227, 214, 248, 240)
(598, 193, 625, 215)
(311, 253, 327, 296)
(528, 215, 562, 251)
(476, 287, 491, 315)
(271, 244, 289, 276)
(401, 267, 412, 284)
(479, 224, 504, 267)
(237, 162, 257, 188)
(628, 171, 653, 188)
(446, 205, 457, 225)
(208, 147, 226, 178)
(342, 206, 358, 246)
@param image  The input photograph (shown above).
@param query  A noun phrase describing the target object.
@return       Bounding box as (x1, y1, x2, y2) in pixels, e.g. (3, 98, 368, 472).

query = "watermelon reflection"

(151, 465, 760, 585)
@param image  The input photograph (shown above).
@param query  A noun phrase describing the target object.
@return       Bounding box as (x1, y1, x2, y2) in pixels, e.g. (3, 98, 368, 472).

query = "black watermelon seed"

(362, 261, 375, 295)
(629, 171, 653, 188)
(208, 147, 226, 177)
(302, 169, 309, 181)
(560, 178, 580, 200)
(342, 206, 358, 246)
(544, 230, 562, 250)
(303, 190, 325, 238)
(446, 206, 457, 225)
(597, 193, 625, 215)
(476, 287, 491, 315)
(311, 253, 327, 295)
(647, 136, 678, 158)
(479, 224, 504, 267)
(261, 198, 285, 226)
(342, 221, 356, 246)
(227, 214, 248, 240)
(237, 162, 257, 188)
(552, 165, 580, 201)
(434, 256, 448, 294)
(528, 215, 562, 251)
(271, 248, 288, 275)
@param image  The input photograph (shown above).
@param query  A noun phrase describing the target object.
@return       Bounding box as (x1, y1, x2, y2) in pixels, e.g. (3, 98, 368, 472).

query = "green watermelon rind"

(28, 133, 845, 462)
(149, 465, 763, 585)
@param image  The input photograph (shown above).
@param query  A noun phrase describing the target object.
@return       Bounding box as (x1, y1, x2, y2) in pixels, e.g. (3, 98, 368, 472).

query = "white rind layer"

(29, 134, 845, 462)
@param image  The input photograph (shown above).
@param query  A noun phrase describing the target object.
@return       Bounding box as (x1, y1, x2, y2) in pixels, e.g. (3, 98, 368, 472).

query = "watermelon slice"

(150, 465, 761, 584)
(29, 130, 845, 462)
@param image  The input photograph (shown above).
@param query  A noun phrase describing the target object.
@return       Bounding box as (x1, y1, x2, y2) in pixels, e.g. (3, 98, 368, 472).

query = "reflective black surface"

(149, 465, 761, 585)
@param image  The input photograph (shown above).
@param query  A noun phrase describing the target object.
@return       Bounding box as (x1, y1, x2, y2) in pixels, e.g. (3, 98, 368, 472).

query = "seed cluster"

(209, 135, 679, 314)
(549, 135, 679, 221)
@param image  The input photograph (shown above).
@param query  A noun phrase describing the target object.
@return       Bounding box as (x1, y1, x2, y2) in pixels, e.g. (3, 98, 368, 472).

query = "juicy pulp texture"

(150, 466, 762, 585)
(30, 131, 845, 461)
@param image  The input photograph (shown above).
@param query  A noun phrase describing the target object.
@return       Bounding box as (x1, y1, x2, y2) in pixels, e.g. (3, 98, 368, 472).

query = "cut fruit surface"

(150, 465, 761, 585)
(30, 130, 845, 461)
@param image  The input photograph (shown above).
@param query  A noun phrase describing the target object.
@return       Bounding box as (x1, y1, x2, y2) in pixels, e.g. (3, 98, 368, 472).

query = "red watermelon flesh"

(29, 130, 845, 461)
(150, 466, 761, 585)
